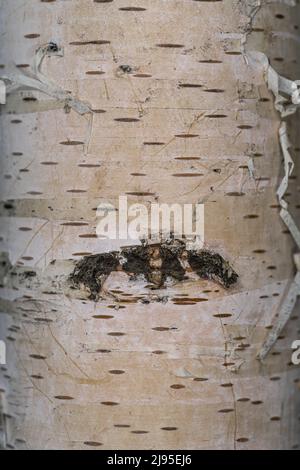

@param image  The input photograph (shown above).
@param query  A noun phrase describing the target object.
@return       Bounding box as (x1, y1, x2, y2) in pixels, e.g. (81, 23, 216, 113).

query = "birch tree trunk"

(0, 0, 300, 450)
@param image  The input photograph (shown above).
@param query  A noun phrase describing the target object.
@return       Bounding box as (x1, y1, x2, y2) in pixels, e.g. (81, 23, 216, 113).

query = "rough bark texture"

(0, 0, 300, 450)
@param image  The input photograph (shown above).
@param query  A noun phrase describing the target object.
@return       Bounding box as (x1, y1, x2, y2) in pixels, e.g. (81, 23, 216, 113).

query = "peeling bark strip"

(249, 51, 300, 360)
(0, 42, 91, 115)
(1, 0, 300, 451)
(70, 240, 238, 300)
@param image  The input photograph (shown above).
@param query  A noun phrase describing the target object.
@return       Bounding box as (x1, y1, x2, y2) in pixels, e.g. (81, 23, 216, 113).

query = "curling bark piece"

(0, 42, 91, 115)
(248, 51, 300, 360)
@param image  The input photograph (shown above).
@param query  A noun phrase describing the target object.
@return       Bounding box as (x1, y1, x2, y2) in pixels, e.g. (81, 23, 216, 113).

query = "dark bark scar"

(70, 240, 238, 300)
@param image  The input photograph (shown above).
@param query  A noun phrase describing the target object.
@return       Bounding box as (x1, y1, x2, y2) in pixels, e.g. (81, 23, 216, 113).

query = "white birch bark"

(0, 0, 300, 450)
